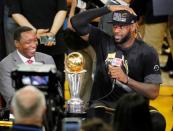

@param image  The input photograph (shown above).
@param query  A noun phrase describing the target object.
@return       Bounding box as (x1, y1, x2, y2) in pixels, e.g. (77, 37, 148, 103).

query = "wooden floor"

(150, 86, 173, 131)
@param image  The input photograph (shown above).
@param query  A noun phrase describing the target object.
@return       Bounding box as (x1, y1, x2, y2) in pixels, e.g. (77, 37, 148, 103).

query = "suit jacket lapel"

(12, 51, 44, 64)
(35, 52, 40, 62)
(12, 50, 24, 65)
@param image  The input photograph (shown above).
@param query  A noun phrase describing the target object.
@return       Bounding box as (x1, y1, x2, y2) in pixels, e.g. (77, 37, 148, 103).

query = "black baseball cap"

(107, 10, 137, 26)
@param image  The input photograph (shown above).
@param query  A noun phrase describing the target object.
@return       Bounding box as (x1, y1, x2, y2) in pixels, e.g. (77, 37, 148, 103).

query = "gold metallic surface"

(65, 52, 84, 72)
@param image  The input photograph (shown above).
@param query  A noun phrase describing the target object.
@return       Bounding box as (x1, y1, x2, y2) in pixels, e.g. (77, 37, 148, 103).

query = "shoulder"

(134, 40, 160, 71)
(35, 52, 52, 58)
(0, 52, 19, 74)
(135, 39, 158, 55)
(0, 53, 14, 66)
(35, 52, 55, 64)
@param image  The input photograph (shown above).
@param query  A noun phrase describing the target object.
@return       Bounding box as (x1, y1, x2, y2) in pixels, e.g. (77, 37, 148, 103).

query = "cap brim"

(107, 21, 131, 26)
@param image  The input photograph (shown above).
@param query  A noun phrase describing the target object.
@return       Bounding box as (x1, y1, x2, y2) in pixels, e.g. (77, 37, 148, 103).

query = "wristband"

(50, 32, 55, 36)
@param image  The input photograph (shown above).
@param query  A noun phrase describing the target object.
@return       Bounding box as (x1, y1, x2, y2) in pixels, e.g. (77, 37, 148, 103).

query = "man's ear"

(15, 40, 20, 48)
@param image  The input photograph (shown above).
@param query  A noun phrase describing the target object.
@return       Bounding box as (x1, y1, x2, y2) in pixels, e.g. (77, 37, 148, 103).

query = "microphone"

(111, 57, 123, 67)
(111, 57, 123, 89)
(105, 52, 124, 89)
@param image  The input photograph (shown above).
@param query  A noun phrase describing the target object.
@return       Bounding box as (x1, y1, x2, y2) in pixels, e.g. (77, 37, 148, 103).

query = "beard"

(114, 32, 131, 45)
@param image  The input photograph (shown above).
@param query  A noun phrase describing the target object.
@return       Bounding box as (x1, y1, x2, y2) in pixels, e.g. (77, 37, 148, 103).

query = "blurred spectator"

(146, 0, 173, 78)
(10, 85, 46, 130)
(81, 118, 113, 131)
(142, 0, 170, 55)
(150, 109, 166, 131)
(3, 0, 18, 54)
(0, 0, 6, 60)
(113, 93, 153, 131)
(167, 16, 173, 78)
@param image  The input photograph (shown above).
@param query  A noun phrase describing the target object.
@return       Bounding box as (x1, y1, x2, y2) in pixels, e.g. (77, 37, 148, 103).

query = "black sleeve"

(8, 0, 21, 16)
(63, 28, 89, 51)
(70, 6, 110, 36)
(56, 0, 67, 11)
(143, 47, 161, 76)
(142, 45, 162, 84)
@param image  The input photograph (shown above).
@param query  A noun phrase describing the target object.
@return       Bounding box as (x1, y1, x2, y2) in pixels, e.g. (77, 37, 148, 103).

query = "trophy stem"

(65, 70, 86, 114)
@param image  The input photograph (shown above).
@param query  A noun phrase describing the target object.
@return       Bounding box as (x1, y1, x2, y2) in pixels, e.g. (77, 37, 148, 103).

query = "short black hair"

(150, 110, 166, 131)
(82, 118, 113, 131)
(14, 26, 33, 41)
(113, 93, 152, 131)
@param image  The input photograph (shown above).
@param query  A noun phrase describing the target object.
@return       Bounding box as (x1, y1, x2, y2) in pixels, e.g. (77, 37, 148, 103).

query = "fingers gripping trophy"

(65, 52, 86, 114)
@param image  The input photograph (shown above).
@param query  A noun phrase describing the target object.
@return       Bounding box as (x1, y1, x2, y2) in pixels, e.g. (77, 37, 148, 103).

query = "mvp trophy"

(65, 52, 86, 115)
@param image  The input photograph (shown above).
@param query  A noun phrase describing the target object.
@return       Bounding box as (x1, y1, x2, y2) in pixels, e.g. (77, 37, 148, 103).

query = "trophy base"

(66, 98, 84, 114)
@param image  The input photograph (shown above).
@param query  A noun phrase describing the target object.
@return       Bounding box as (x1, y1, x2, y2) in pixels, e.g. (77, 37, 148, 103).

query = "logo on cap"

(107, 10, 137, 26)
(113, 12, 128, 22)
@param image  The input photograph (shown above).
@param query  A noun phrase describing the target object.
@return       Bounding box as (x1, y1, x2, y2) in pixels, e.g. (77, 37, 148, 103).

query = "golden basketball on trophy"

(65, 52, 84, 72)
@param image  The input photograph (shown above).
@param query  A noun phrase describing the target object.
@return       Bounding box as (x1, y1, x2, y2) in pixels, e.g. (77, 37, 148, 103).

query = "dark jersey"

(88, 27, 162, 107)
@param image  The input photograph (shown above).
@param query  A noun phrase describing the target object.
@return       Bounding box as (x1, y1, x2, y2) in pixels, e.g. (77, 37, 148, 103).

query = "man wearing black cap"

(69, 5, 162, 109)
(99, 0, 132, 36)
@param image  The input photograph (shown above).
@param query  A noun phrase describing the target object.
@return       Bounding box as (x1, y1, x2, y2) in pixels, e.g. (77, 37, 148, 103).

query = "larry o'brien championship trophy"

(65, 52, 86, 114)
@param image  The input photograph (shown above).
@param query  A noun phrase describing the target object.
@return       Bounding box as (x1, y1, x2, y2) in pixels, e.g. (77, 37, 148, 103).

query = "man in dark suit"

(10, 85, 46, 131)
(0, 26, 55, 107)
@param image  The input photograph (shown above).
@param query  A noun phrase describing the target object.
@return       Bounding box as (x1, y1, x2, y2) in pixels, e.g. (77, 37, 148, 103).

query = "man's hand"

(108, 65, 128, 84)
(44, 32, 56, 46)
(107, 5, 136, 15)
(38, 31, 56, 46)
(36, 29, 49, 38)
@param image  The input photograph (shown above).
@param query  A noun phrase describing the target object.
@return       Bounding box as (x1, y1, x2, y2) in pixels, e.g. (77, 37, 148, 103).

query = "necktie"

(27, 59, 33, 64)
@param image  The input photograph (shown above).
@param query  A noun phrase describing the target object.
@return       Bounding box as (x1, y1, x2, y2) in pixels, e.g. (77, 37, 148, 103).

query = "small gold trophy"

(65, 52, 86, 114)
